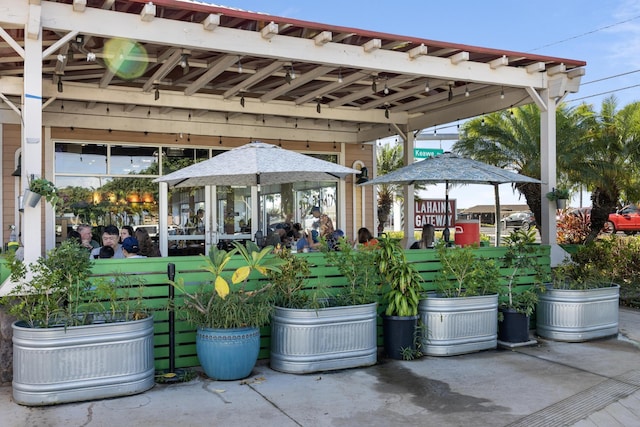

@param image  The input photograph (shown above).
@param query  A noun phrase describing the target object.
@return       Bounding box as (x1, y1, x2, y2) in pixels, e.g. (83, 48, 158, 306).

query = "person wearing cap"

(122, 237, 146, 258)
(309, 206, 335, 239)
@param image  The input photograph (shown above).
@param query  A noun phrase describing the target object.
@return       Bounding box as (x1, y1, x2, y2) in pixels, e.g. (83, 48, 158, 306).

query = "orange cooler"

(454, 219, 480, 247)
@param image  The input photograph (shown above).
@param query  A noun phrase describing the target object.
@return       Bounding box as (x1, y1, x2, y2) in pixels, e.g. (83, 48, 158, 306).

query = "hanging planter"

(546, 187, 570, 210)
(26, 176, 59, 208)
(23, 189, 42, 208)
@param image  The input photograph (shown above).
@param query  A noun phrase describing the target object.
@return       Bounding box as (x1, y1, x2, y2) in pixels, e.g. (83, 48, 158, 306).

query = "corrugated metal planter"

(12, 315, 155, 406)
(419, 294, 498, 356)
(270, 303, 378, 374)
(536, 285, 620, 342)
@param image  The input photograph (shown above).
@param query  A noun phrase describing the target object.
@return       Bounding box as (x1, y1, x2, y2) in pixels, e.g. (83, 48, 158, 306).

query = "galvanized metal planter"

(419, 294, 498, 356)
(270, 303, 378, 374)
(536, 285, 620, 342)
(12, 315, 155, 406)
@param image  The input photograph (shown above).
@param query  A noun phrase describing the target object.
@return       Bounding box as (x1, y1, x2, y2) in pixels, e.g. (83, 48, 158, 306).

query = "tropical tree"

(376, 142, 404, 233)
(454, 103, 586, 234)
(566, 97, 640, 243)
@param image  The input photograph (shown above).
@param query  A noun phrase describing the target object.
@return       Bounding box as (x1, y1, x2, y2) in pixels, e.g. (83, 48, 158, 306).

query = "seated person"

(122, 237, 146, 258)
(410, 224, 435, 249)
(95, 245, 114, 259)
(296, 229, 321, 252)
(90, 225, 125, 259)
(355, 227, 378, 248)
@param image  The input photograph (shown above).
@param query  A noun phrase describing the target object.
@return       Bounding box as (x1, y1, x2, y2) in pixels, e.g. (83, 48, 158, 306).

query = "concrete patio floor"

(1, 308, 639, 427)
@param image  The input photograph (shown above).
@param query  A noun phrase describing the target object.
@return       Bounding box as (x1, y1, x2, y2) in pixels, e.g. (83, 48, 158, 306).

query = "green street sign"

(414, 148, 444, 159)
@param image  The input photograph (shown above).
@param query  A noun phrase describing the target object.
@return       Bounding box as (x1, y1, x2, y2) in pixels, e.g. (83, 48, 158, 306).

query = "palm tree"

(376, 142, 404, 233)
(567, 97, 640, 242)
(454, 104, 585, 234)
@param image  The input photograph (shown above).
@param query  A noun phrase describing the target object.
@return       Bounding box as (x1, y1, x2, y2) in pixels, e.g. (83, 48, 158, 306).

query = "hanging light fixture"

(154, 85, 160, 101)
(179, 53, 189, 74)
(316, 99, 321, 114)
(237, 57, 243, 73)
(465, 83, 469, 97)
(356, 166, 369, 184)
(384, 105, 390, 119)
(240, 95, 245, 107)
(57, 77, 63, 93)
(219, 135, 222, 145)
(371, 76, 377, 93)
(500, 86, 505, 99)
(425, 80, 430, 92)
(337, 68, 343, 83)
(448, 83, 453, 101)
(383, 77, 389, 95)
(284, 69, 292, 84)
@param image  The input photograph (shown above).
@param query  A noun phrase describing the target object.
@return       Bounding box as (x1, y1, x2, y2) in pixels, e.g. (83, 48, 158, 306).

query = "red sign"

(414, 199, 456, 229)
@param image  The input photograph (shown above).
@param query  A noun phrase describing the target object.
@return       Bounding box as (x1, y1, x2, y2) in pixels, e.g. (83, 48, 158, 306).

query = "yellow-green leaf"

(232, 266, 251, 284)
(214, 276, 230, 299)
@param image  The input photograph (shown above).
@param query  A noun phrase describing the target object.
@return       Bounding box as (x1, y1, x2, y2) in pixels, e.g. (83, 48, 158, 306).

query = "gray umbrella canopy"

(362, 151, 541, 186)
(361, 151, 541, 245)
(155, 141, 360, 188)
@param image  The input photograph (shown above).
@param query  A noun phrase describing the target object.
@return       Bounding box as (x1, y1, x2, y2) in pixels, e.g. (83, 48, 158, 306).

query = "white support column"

(158, 181, 168, 258)
(22, 22, 43, 262)
(540, 88, 556, 246)
(401, 129, 415, 248)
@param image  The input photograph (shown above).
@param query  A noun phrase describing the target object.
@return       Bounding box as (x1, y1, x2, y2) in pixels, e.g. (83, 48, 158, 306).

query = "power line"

(567, 83, 640, 102)
(582, 69, 640, 85)
(530, 14, 640, 52)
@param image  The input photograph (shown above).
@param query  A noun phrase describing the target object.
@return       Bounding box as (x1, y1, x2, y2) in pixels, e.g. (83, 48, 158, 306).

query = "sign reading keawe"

(414, 199, 456, 229)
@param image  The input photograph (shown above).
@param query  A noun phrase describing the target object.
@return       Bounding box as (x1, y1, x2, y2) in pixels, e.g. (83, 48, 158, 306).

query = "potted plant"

(375, 234, 423, 360)
(24, 175, 59, 208)
(498, 227, 547, 345)
(169, 241, 284, 380)
(1, 240, 154, 406)
(537, 242, 620, 342)
(269, 239, 379, 374)
(545, 187, 570, 209)
(418, 243, 501, 356)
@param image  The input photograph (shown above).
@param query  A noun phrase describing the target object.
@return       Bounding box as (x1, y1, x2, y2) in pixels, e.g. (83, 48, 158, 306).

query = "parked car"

(501, 212, 536, 230)
(605, 204, 640, 235)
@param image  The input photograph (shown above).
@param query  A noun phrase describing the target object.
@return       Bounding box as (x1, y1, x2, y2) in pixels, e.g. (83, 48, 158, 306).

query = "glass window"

(55, 143, 107, 174)
(110, 145, 158, 175)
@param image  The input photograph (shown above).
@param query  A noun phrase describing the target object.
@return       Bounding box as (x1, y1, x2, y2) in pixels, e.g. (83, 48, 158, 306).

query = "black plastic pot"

(498, 308, 530, 343)
(382, 314, 419, 360)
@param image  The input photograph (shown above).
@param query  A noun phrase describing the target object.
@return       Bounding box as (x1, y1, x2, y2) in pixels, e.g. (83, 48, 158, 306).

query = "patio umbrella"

(155, 141, 360, 238)
(361, 151, 541, 245)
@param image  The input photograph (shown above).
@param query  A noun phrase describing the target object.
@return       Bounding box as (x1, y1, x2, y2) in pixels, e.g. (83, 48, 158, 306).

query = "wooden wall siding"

(344, 143, 375, 236)
(3, 124, 21, 243)
(86, 246, 551, 371)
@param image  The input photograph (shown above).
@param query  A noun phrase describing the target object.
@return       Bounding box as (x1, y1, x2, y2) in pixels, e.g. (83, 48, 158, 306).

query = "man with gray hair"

(77, 224, 100, 253)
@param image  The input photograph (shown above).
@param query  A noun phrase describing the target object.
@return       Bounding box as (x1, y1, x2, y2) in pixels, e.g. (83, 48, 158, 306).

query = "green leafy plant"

(552, 240, 617, 290)
(545, 187, 570, 201)
(28, 176, 60, 207)
(399, 321, 427, 361)
(169, 242, 285, 329)
(500, 227, 547, 316)
(434, 243, 501, 297)
(375, 234, 422, 317)
(321, 238, 380, 306)
(1, 240, 147, 327)
(267, 248, 318, 309)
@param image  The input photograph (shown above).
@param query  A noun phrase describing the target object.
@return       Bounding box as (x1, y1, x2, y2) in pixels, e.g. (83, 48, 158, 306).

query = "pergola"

(0, 0, 585, 262)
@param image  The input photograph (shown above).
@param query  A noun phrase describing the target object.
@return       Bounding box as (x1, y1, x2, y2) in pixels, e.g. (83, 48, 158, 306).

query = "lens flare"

(103, 38, 148, 80)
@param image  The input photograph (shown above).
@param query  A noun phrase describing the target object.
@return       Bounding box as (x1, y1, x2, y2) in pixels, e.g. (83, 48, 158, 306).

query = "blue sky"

(204, 1, 640, 208)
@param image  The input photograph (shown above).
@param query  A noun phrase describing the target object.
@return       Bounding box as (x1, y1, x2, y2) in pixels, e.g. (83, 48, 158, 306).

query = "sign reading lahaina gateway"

(414, 199, 456, 229)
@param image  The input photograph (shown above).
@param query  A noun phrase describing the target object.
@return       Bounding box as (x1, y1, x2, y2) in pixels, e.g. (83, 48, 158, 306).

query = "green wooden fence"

(73, 246, 550, 371)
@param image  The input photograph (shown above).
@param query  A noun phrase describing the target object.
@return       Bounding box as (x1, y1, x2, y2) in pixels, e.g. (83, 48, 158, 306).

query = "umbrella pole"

(443, 182, 451, 243)
(494, 184, 501, 247)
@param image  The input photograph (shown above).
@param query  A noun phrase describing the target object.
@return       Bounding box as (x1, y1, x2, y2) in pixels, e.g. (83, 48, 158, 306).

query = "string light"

(425, 80, 430, 92)
(500, 86, 505, 99)
(465, 83, 469, 97)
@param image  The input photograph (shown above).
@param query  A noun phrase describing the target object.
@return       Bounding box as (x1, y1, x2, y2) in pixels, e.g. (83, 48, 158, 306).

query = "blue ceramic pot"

(196, 326, 260, 380)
